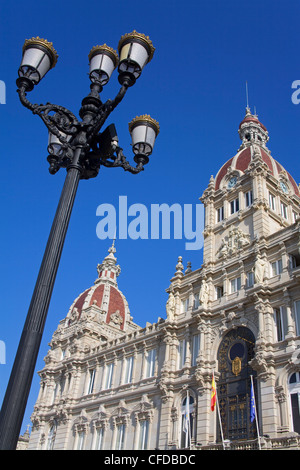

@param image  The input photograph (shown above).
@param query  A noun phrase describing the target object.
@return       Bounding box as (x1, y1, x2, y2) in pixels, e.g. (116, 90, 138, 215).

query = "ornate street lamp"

(0, 33, 159, 450)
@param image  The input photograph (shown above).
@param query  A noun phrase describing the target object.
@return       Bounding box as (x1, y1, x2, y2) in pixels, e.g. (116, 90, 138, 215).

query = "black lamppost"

(0, 32, 159, 450)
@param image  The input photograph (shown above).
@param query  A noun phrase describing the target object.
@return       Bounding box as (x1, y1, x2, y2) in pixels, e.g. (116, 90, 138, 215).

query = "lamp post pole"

(0, 32, 159, 450)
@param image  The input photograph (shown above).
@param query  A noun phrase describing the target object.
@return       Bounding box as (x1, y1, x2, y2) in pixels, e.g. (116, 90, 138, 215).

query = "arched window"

(180, 394, 195, 448)
(288, 372, 300, 434)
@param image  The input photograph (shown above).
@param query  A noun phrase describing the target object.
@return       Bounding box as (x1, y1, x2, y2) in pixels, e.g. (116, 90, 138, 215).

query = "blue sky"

(1, 0, 300, 436)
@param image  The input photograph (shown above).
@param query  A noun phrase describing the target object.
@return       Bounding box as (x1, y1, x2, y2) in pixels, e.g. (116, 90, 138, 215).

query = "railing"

(196, 434, 300, 450)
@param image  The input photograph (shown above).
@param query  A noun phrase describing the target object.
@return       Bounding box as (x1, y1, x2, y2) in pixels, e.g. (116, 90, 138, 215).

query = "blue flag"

(250, 380, 256, 422)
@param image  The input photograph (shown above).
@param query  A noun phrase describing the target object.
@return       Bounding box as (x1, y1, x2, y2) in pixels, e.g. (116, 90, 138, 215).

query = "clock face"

(280, 181, 288, 194)
(228, 176, 237, 188)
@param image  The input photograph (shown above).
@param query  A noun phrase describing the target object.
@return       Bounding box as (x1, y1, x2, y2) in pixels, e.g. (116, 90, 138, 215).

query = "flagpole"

(216, 389, 225, 450)
(250, 375, 261, 450)
(185, 390, 189, 449)
(212, 371, 226, 450)
(188, 389, 191, 450)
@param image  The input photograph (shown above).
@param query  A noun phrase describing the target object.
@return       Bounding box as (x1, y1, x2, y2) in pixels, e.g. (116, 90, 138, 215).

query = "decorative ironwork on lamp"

(0, 32, 159, 450)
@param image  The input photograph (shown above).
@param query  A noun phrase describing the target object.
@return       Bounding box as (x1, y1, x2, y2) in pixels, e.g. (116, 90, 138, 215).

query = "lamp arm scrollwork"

(17, 85, 79, 142)
(97, 146, 144, 174)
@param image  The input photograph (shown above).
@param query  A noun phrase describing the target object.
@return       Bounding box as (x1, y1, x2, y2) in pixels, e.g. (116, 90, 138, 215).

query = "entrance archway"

(217, 327, 257, 441)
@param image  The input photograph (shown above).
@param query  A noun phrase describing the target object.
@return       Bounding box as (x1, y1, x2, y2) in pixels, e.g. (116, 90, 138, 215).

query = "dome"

(214, 108, 299, 197)
(239, 112, 267, 132)
(65, 241, 130, 331)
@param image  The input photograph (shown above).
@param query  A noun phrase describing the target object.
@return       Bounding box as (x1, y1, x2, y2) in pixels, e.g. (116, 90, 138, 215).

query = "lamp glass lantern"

(129, 115, 160, 158)
(18, 37, 58, 87)
(88, 45, 119, 86)
(48, 131, 71, 156)
(118, 31, 155, 84)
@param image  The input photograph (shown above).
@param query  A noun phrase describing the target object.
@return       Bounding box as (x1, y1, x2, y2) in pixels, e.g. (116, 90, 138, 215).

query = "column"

(259, 372, 277, 439)
(283, 288, 295, 339)
(158, 395, 174, 449)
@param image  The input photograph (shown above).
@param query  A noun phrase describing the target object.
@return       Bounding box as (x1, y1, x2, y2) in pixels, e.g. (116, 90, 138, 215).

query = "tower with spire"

(201, 107, 300, 266)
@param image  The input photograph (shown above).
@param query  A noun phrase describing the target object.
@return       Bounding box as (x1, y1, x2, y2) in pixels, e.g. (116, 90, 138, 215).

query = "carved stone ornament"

(166, 291, 175, 321)
(217, 228, 251, 258)
(109, 310, 123, 327)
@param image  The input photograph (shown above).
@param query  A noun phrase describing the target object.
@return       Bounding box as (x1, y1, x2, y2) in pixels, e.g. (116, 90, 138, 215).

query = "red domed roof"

(214, 144, 299, 196)
(66, 242, 129, 331)
(239, 114, 267, 132)
(214, 109, 299, 196)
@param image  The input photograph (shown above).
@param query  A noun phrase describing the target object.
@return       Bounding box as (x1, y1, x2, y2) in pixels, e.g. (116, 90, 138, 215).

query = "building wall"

(26, 112, 300, 450)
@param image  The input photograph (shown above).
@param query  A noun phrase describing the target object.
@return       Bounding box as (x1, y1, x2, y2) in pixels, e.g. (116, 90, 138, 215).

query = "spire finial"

(108, 229, 117, 255)
(246, 81, 249, 109)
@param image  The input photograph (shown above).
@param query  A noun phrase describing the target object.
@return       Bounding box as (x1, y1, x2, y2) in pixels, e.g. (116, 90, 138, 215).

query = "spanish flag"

(211, 373, 217, 411)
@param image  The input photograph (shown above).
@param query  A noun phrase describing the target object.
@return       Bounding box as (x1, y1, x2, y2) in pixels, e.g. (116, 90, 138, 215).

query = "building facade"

(26, 109, 300, 450)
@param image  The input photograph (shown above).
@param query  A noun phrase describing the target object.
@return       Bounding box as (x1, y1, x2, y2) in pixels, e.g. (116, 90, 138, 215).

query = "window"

(181, 298, 189, 313)
(124, 356, 134, 384)
(191, 334, 200, 366)
(244, 190, 253, 207)
(215, 285, 223, 299)
(87, 368, 96, 394)
(274, 307, 288, 341)
(292, 211, 298, 223)
(230, 198, 239, 214)
(181, 395, 195, 448)
(269, 192, 276, 211)
(230, 277, 241, 293)
(138, 420, 150, 450)
(246, 271, 254, 288)
(193, 293, 200, 309)
(289, 254, 297, 270)
(294, 301, 300, 336)
(116, 424, 125, 450)
(271, 259, 283, 277)
(216, 206, 224, 222)
(104, 363, 114, 390)
(178, 339, 187, 369)
(288, 372, 300, 434)
(146, 349, 156, 378)
(94, 427, 104, 450)
(281, 202, 288, 219)
(76, 431, 85, 450)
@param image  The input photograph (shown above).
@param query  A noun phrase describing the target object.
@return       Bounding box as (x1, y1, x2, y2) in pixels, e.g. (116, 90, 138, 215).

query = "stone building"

(26, 108, 300, 450)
